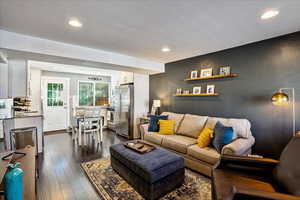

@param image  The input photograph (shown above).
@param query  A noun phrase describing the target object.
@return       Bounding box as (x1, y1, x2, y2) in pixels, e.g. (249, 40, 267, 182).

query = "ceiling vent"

(0, 51, 8, 64)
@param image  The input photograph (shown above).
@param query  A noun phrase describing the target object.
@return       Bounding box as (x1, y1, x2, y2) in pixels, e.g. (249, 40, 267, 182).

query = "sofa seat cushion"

(204, 117, 252, 139)
(177, 114, 208, 138)
(161, 112, 185, 133)
(144, 132, 165, 145)
(162, 135, 197, 154)
(187, 145, 220, 165)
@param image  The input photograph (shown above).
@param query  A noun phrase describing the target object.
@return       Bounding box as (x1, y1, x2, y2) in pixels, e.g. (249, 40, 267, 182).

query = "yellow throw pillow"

(158, 120, 175, 135)
(197, 128, 214, 148)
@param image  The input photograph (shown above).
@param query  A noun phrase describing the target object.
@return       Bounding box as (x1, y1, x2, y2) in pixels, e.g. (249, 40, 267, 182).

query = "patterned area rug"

(81, 157, 211, 200)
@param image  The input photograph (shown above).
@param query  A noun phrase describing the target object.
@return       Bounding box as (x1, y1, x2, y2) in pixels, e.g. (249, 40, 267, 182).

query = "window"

(79, 82, 94, 106)
(78, 81, 109, 106)
(47, 83, 64, 107)
(95, 82, 109, 106)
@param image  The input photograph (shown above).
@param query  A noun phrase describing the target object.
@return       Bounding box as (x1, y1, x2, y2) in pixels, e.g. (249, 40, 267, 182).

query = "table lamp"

(271, 88, 295, 135)
(153, 100, 161, 115)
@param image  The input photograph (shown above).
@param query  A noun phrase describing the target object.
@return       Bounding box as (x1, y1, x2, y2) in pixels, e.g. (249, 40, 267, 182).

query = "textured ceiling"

(1, 0, 300, 63)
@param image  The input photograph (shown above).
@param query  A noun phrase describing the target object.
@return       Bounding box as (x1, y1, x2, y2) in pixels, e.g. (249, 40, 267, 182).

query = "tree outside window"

(78, 81, 109, 106)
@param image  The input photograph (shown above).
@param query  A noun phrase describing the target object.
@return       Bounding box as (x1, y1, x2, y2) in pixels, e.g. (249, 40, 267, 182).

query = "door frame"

(41, 76, 71, 130)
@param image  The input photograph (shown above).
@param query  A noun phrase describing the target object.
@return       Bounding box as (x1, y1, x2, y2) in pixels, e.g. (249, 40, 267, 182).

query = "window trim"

(77, 80, 111, 107)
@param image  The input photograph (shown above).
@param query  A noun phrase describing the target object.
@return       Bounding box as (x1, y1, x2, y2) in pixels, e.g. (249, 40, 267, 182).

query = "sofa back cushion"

(161, 112, 185, 133)
(197, 127, 214, 148)
(177, 114, 208, 138)
(158, 120, 175, 135)
(212, 121, 234, 153)
(148, 115, 168, 132)
(204, 117, 252, 139)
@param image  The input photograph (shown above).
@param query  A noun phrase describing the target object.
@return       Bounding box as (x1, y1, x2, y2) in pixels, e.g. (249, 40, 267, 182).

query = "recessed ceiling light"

(68, 18, 82, 28)
(161, 47, 170, 52)
(261, 10, 279, 20)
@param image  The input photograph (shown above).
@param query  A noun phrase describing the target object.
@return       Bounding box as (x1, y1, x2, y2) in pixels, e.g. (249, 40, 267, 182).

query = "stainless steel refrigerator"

(108, 83, 134, 139)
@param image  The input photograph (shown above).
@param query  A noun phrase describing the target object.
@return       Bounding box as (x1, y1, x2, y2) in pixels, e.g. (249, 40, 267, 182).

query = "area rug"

(81, 157, 211, 200)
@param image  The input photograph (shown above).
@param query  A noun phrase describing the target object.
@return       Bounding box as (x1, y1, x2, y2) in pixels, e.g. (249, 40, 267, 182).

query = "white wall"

(120, 72, 134, 84)
(15, 61, 150, 139)
(0, 59, 28, 98)
(0, 49, 28, 98)
(29, 68, 41, 113)
(133, 73, 149, 138)
(8, 59, 27, 97)
(0, 63, 9, 98)
(41, 70, 111, 125)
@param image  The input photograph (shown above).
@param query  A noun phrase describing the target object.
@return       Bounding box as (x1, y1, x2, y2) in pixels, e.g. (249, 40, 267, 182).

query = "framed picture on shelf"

(200, 68, 213, 77)
(220, 66, 231, 75)
(193, 87, 201, 94)
(206, 85, 215, 94)
(183, 90, 190, 95)
(190, 70, 198, 79)
(176, 88, 182, 94)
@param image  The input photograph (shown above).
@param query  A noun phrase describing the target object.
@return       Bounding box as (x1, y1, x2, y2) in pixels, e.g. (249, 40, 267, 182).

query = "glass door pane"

(47, 83, 64, 107)
(79, 82, 94, 106)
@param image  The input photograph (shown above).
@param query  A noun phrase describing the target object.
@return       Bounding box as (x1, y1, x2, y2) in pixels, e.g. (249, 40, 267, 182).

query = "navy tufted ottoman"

(110, 142, 185, 200)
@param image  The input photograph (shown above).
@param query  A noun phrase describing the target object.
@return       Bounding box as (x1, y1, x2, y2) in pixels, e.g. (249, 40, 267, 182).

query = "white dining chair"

(72, 107, 84, 141)
(72, 107, 104, 146)
(80, 117, 103, 146)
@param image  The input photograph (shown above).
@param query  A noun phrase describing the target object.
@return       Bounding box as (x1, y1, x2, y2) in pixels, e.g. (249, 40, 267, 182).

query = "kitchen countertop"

(2, 113, 43, 120)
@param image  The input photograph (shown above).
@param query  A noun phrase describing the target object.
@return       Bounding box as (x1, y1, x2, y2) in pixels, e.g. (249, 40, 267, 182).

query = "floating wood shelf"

(173, 93, 219, 97)
(184, 73, 238, 81)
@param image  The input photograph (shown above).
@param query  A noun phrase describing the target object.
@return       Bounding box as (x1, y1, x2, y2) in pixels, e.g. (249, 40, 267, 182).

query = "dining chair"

(71, 107, 86, 141)
(72, 107, 104, 146)
(82, 117, 103, 145)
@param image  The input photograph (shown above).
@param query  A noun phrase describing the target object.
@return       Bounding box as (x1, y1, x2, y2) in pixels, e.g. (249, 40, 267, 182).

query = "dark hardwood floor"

(37, 130, 126, 200)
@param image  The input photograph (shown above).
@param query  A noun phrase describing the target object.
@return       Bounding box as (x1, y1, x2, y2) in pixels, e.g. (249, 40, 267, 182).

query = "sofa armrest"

(140, 123, 149, 140)
(222, 136, 255, 156)
(217, 155, 278, 172)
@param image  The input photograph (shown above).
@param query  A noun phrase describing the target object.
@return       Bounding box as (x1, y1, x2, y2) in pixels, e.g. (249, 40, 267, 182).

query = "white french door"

(42, 77, 70, 131)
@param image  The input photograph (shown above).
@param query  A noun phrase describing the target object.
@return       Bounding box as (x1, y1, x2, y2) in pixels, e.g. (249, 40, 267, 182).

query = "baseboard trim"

(44, 129, 66, 136)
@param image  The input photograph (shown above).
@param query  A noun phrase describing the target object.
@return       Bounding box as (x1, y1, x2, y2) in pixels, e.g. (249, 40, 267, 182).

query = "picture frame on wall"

(206, 85, 215, 94)
(200, 68, 213, 77)
(220, 66, 231, 75)
(176, 88, 182, 94)
(190, 70, 198, 79)
(193, 87, 201, 94)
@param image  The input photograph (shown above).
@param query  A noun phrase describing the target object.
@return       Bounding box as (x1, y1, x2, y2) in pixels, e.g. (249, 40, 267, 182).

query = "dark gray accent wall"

(150, 31, 300, 158)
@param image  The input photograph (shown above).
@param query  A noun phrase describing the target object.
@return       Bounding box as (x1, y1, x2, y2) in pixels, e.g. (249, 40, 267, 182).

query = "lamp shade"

(153, 100, 161, 107)
(271, 92, 289, 106)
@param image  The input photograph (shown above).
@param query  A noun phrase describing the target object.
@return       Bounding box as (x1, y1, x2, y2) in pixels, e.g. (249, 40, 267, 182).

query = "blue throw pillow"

(148, 115, 168, 132)
(213, 121, 234, 153)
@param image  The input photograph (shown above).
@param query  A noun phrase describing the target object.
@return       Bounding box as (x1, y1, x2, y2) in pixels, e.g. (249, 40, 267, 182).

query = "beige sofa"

(140, 112, 255, 177)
